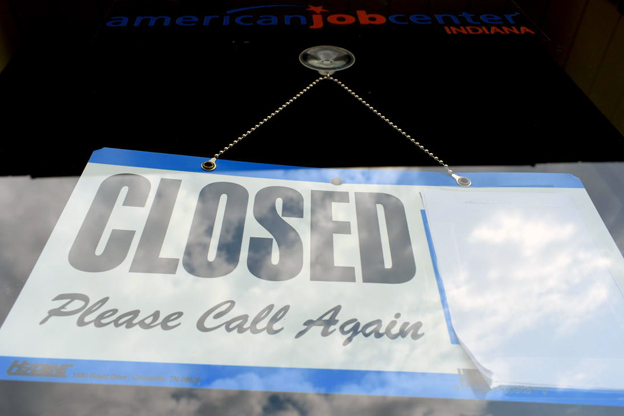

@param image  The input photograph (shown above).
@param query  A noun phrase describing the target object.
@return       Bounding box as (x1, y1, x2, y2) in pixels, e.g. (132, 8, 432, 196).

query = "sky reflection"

(0, 162, 623, 414)
(422, 189, 624, 391)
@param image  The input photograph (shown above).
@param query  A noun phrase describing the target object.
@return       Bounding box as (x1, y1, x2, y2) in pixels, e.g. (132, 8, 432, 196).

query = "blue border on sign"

(421, 210, 460, 345)
(88, 148, 585, 189)
(49, 147, 622, 407)
(0, 356, 622, 407)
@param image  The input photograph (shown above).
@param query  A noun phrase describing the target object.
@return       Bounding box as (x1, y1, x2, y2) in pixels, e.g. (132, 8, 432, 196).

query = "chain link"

(207, 75, 470, 186)
(324, 75, 452, 174)
(212, 76, 326, 160)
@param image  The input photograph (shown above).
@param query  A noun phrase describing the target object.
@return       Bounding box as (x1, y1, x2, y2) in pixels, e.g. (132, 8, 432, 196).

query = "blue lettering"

(458, 12, 479, 24)
(284, 15, 306, 25)
(203, 16, 218, 25)
(481, 14, 503, 24)
(235, 15, 254, 25)
(176, 16, 198, 26)
(389, 14, 408, 25)
(134, 16, 171, 27)
(106, 16, 128, 27)
(409, 14, 431, 24)
(434, 14, 460, 24)
(101, 11, 517, 30)
(257, 15, 278, 25)
(504, 13, 519, 24)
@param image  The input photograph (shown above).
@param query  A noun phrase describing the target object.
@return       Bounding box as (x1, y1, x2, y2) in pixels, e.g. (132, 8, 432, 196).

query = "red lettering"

(310, 14, 323, 29)
(356, 10, 386, 25)
(327, 14, 356, 25)
(503, 26, 520, 34)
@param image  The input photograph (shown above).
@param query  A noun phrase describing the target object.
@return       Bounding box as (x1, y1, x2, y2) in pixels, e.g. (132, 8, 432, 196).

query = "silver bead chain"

(324, 75, 451, 174)
(211, 76, 326, 161)
(204, 75, 471, 186)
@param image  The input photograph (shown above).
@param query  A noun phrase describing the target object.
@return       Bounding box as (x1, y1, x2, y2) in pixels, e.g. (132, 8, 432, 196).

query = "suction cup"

(299, 46, 355, 75)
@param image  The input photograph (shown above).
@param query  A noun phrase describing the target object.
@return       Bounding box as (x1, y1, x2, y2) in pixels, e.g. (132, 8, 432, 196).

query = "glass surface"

(1, 161, 623, 414)
(2, 0, 624, 413)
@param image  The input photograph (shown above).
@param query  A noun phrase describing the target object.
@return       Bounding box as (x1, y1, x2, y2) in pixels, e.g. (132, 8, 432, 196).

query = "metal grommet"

(201, 158, 217, 171)
(450, 173, 471, 187)
(457, 176, 471, 187)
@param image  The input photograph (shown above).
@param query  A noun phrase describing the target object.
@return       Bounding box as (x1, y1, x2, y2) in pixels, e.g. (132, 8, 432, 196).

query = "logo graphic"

(6, 360, 73, 378)
(105, 4, 536, 35)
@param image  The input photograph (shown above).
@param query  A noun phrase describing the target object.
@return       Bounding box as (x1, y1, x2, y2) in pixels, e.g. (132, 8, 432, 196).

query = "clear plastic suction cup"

(299, 46, 355, 75)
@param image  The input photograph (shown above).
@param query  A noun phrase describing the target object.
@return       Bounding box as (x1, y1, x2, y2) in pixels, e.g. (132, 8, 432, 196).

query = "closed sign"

(1, 148, 622, 407)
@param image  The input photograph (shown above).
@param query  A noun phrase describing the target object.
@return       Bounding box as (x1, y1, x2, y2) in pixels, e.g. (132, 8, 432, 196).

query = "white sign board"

(0, 148, 623, 407)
